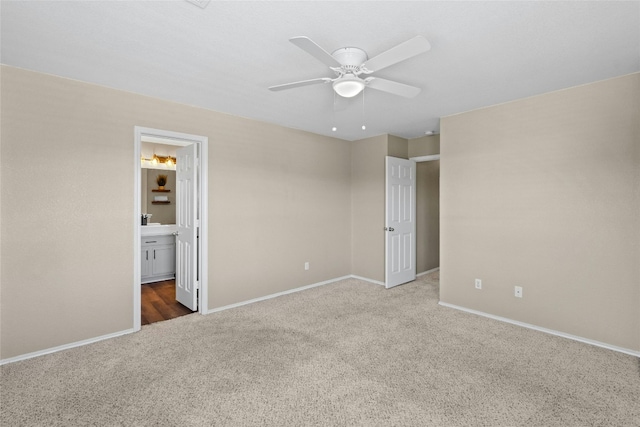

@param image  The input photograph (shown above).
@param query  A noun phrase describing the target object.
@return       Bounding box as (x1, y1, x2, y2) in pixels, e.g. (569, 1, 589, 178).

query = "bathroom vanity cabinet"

(141, 234, 175, 284)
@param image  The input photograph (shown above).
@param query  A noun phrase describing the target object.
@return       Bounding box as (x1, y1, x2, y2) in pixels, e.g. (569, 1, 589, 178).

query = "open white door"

(175, 144, 198, 310)
(385, 156, 416, 288)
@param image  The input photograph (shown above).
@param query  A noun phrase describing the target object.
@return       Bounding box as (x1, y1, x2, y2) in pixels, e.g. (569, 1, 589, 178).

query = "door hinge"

(195, 281, 200, 290)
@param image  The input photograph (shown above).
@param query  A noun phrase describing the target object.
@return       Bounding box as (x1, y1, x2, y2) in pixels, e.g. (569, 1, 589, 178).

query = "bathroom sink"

(141, 224, 177, 236)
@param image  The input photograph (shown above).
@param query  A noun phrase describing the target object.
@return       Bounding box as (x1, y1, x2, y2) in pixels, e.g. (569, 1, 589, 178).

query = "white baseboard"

(417, 267, 439, 277)
(207, 274, 390, 315)
(349, 275, 385, 286)
(349, 270, 439, 286)
(438, 302, 640, 358)
(206, 275, 353, 314)
(0, 328, 136, 366)
(1, 275, 364, 365)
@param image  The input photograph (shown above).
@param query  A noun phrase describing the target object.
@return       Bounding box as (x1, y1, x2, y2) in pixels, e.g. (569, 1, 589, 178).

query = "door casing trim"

(134, 126, 209, 331)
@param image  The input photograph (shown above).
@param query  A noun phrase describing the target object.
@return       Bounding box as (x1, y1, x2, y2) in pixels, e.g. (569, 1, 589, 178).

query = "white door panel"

(385, 156, 416, 288)
(175, 144, 198, 311)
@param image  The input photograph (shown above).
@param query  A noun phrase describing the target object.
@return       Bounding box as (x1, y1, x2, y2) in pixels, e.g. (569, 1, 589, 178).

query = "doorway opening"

(133, 127, 209, 331)
(412, 154, 440, 277)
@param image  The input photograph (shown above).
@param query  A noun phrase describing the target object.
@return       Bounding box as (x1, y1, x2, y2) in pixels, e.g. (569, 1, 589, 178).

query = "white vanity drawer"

(141, 235, 175, 247)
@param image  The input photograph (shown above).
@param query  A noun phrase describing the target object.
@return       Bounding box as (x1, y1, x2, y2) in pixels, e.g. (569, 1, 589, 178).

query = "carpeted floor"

(2, 271, 639, 426)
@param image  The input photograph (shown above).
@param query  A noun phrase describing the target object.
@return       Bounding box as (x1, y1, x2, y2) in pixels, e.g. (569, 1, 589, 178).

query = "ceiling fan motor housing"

(331, 47, 368, 68)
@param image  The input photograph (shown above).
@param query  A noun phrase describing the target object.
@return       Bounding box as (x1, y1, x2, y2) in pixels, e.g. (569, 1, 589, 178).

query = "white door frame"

(133, 126, 209, 331)
(410, 154, 440, 163)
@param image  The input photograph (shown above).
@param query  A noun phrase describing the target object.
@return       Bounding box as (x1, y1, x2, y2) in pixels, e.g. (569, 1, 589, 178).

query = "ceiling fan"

(269, 35, 431, 98)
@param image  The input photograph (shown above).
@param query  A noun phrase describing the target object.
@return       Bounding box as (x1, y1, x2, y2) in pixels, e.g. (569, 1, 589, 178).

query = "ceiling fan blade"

(289, 36, 342, 68)
(365, 77, 421, 98)
(362, 35, 431, 73)
(268, 77, 332, 92)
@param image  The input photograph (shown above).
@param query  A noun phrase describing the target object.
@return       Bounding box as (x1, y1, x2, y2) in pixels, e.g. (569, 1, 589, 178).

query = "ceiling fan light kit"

(333, 75, 365, 98)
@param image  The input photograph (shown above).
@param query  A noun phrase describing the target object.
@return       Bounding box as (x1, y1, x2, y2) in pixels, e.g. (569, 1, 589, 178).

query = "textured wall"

(350, 135, 388, 282)
(409, 135, 440, 158)
(144, 169, 176, 225)
(0, 66, 352, 359)
(387, 134, 409, 159)
(3, 64, 636, 360)
(440, 73, 640, 351)
(208, 116, 352, 307)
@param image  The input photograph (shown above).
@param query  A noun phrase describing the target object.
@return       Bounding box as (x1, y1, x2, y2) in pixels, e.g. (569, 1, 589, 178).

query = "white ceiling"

(2, 1, 639, 141)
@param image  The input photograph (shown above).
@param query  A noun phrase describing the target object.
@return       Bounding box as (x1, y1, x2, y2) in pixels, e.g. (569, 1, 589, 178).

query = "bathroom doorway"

(133, 127, 209, 331)
(141, 280, 192, 325)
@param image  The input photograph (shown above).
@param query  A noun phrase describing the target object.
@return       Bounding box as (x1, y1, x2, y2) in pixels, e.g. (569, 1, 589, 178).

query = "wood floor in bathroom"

(141, 280, 193, 325)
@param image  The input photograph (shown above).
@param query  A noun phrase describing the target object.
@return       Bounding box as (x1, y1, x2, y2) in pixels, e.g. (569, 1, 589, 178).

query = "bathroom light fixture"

(333, 75, 365, 98)
(141, 154, 177, 169)
(155, 155, 176, 165)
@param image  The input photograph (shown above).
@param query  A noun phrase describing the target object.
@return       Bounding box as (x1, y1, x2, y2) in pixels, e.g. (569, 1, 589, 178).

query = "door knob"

(385, 227, 395, 232)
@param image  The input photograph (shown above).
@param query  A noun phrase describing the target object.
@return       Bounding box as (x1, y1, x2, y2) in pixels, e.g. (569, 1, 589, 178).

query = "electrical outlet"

(514, 286, 523, 298)
(475, 279, 482, 289)
(304, 262, 310, 271)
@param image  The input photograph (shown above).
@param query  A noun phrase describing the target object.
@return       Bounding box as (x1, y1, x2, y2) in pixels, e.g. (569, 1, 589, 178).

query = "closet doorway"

(133, 127, 209, 331)
(412, 154, 440, 275)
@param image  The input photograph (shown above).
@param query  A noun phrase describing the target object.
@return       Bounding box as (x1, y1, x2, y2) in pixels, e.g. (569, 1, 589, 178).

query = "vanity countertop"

(141, 224, 177, 237)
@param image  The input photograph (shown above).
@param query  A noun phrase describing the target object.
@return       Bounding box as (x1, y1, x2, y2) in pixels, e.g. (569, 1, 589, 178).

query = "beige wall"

(0, 66, 352, 359)
(350, 134, 416, 282)
(141, 168, 148, 213)
(209, 118, 352, 307)
(387, 134, 409, 159)
(144, 169, 176, 224)
(2, 64, 636, 360)
(416, 160, 440, 273)
(350, 135, 388, 282)
(440, 73, 640, 351)
(351, 133, 440, 281)
(409, 135, 440, 157)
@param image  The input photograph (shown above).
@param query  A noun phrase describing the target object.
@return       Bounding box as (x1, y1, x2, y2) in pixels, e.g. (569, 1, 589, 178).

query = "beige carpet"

(2, 272, 639, 426)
